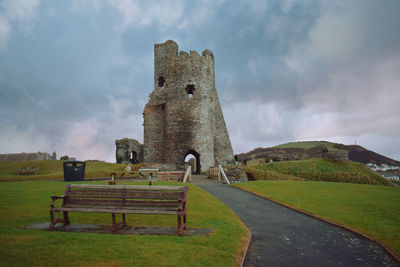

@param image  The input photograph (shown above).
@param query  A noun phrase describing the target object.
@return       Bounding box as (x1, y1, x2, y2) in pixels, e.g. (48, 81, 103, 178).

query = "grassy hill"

(0, 160, 144, 181)
(273, 141, 346, 152)
(238, 140, 400, 166)
(243, 159, 393, 186)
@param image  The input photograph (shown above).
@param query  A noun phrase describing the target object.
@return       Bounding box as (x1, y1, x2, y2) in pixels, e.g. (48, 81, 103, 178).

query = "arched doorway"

(184, 150, 200, 174)
(130, 151, 138, 164)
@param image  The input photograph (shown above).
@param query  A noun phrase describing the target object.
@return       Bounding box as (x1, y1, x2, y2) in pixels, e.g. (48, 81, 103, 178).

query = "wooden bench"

(49, 184, 188, 235)
(138, 168, 159, 185)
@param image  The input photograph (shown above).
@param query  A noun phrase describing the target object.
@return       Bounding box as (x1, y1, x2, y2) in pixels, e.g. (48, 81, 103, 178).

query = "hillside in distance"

(243, 159, 392, 186)
(238, 141, 400, 166)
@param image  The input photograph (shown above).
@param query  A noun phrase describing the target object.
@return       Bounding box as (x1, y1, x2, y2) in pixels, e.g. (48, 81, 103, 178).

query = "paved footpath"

(198, 183, 399, 267)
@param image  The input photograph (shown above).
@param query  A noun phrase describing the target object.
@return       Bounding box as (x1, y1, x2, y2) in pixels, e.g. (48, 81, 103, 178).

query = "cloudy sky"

(1, 0, 399, 162)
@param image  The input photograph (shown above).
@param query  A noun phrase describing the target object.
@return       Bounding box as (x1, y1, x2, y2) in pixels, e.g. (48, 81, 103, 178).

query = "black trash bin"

(63, 161, 85, 181)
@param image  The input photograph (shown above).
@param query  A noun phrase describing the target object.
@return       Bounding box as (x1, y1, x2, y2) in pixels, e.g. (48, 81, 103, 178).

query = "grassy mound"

(0, 180, 249, 266)
(273, 141, 346, 152)
(243, 159, 392, 185)
(0, 160, 144, 182)
(233, 181, 400, 257)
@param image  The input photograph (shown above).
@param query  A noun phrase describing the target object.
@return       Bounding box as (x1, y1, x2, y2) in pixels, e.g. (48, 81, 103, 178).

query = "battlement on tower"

(155, 40, 213, 64)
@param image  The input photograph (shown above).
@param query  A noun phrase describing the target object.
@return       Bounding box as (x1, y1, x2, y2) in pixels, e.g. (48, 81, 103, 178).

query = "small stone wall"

(322, 151, 349, 161)
(225, 166, 248, 183)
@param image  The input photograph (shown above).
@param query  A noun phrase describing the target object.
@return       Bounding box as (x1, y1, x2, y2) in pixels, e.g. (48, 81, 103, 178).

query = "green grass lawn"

(273, 141, 346, 152)
(0, 160, 144, 182)
(0, 180, 249, 266)
(243, 159, 392, 185)
(234, 180, 400, 257)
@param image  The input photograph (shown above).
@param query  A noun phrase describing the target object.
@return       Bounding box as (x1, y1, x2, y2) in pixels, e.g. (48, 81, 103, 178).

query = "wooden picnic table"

(138, 168, 159, 185)
(109, 168, 159, 185)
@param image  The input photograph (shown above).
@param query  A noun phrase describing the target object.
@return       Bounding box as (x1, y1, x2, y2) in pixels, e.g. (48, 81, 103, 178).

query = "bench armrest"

(178, 198, 187, 213)
(50, 195, 65, 208)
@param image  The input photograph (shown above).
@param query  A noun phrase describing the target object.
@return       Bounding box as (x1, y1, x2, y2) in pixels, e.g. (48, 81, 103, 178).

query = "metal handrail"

(219, 165, 230, 184)
(183, 165, 191, 183)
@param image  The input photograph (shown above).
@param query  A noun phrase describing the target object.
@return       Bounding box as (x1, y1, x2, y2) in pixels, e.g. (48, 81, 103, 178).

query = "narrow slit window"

(185, 84, 195, 98)
(158, 76, 165, 87)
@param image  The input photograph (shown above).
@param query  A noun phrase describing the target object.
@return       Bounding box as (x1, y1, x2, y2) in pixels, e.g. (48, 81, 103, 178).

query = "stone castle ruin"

(116, 40, 234, 173)
(115, 138, 143, 164)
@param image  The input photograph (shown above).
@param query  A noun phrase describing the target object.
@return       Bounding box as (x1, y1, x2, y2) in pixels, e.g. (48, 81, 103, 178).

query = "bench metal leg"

(177, 215, 184, 236)
(49, 210, 66, 230)
(122, 214, 126, 227)
(63, 212, 70, 226)
(49, 210, 55, 230)
(111, 213, 127, 232)
(183, 214, 187, 230)
(112, 213, 117, 232)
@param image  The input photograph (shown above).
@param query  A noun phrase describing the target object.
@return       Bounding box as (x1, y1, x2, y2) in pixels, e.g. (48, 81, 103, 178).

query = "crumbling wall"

(115, 138, 143, 164)
(143, 40, 234, 172)
(213, 88, 235, 165)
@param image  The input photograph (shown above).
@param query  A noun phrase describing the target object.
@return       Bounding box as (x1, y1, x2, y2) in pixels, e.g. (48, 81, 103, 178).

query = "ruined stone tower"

(143, 40, 234, 173)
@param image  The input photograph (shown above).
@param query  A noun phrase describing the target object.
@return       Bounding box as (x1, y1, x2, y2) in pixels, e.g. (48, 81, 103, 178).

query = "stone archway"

(184, 150, 200, 174)
(130, 151, 138, 164)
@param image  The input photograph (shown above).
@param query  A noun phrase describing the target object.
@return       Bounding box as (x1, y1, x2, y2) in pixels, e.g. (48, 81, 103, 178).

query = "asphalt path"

(199, 184, 399, 267)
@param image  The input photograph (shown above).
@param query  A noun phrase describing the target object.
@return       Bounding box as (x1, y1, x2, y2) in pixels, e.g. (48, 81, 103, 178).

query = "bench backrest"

(62, 184, 188, 212)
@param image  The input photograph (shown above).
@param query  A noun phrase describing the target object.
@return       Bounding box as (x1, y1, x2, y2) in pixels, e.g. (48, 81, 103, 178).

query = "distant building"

(367, 163, 399, 172)
(0, 152, 57, 161)
(381, 173, 400, 181)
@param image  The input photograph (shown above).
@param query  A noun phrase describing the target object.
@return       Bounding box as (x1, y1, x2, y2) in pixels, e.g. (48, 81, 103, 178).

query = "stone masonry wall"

(115, 138, 143, 164)
(143, 40, 234, 172)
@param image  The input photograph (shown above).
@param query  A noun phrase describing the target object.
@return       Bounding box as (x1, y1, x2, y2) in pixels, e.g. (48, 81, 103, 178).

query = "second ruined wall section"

(213, 88, 235, 165)
(143, 103, 165, 163)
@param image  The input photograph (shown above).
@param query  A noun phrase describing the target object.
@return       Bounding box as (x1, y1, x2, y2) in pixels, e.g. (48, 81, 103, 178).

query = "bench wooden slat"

(60, 205, 180, 212)
(64, 199, 180, 205)
(66, 194, 183, 201)
(65, 199, 180, 207)
(63, 205, 179, 211)
(68, 184, 186, 190)
(68, 188, 185, 193)
(53, 207, 180, 215)
(68, 189, 183, 195)
(68, 191, 183, 198)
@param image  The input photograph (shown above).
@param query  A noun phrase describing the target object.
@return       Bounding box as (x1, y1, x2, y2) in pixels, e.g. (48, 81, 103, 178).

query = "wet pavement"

(199, 183, 399, 267)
